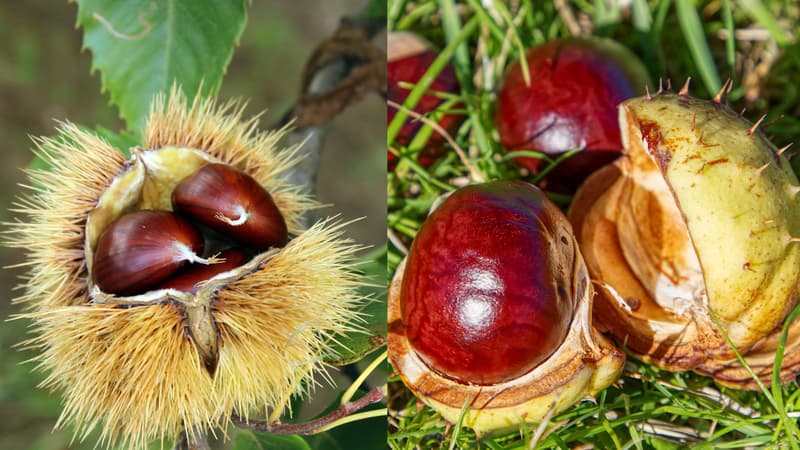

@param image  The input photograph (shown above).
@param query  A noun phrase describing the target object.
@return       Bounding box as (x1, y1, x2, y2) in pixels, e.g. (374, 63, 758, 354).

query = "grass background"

(0, 1, 385, 449)
(387, 0, 800, 448)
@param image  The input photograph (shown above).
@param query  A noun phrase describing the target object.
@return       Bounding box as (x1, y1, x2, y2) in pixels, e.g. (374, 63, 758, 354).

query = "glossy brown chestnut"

(155, 248, 249, 294)
(387, 31, 464, 171)
(172, 163, 288, 250)
(495, 37, 650, 193)
(92, 210, 209, 296)
(401, 180, 576, 385)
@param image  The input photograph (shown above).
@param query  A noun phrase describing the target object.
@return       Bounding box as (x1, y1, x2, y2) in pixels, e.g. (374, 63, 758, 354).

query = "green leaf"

(74, 0, 248, 132)
(231, 430, 311, 450)
(324, 248, 387, 366)
(93, 126, 141, 156)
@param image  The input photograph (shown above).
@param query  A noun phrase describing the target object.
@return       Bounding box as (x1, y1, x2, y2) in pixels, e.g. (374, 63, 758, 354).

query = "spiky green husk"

(213, 219, 365, 422)
(22, 303, 216, 449)
(6, 88, 365, 448)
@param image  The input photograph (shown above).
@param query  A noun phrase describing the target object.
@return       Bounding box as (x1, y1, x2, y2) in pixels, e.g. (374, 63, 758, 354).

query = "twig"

(279, 13, 386, 220)
(232, 386, 385, 435)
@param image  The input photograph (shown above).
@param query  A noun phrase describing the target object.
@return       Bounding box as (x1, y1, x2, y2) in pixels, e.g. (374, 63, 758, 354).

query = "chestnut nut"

(387, 31, 465, 171)
(155, 248, 248, 294)
(389, 180, 624, 433)
(91, 210, 215, 296)
(91, 162, 290, 297)
(172, 163, 288, 250)
(495, 37, 650, 193)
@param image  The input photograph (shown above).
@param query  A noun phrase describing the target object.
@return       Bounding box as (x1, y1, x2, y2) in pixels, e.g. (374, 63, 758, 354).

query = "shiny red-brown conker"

(401, 180, 576, 385)
(172, 163, 288, 250)
(92, 210, 206, 296)
(387, 32, 465, 171)
(155, 248, 248, 294)
(495, 37, 650, 193)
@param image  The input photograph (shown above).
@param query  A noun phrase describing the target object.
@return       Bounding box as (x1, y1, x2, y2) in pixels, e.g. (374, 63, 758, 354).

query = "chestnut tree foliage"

(74, 0, 247, 132)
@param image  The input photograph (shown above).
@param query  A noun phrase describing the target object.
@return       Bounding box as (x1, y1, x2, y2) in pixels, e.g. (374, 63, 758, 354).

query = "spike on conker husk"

(92, 210, 217, 296)
(172, 163, 288, 250)
(389, 180, 624, 433)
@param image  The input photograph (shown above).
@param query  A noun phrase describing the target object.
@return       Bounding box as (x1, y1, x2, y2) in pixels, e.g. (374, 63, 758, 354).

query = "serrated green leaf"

(93, 126, 141, 157)
(324, 248, 387, 366)
(231, 430, 311, 450)
(74, 0, 248, 132)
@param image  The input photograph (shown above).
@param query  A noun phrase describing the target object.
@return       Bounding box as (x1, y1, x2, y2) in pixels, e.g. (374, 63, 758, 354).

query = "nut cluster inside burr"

(88, 150, 287, 297)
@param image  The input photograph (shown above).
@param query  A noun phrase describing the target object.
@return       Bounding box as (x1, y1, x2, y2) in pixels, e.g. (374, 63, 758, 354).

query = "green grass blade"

(675, 0, 721, 94)
(721, 0, 736, 67)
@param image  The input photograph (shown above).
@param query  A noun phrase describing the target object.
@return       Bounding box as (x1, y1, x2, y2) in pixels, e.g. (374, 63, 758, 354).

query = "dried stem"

(279, 14, 386, 223)
(232, 386, 385, 435)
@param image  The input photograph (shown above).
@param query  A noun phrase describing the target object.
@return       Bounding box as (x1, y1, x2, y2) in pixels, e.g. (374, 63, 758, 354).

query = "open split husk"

(570, 87, 800, 389)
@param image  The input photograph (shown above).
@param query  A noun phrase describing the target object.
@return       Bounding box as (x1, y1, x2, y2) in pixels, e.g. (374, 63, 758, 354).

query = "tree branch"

(232, 386, 385, 435)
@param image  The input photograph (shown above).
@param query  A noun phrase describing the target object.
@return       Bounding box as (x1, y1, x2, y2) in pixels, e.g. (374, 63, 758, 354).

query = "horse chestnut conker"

(172, 163, 288, 250)
(92, 210, 211, 296)
(388, 180, 624, 432)
(387, 31, 465, 171)
(495, 37, 650, 192)
(402, 181, 575, 385)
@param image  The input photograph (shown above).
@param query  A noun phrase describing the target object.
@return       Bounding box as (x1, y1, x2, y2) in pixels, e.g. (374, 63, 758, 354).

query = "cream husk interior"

(84, 146, 220, 278)
(619, 94, 800, 351)
(614, 143, 707, 319)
